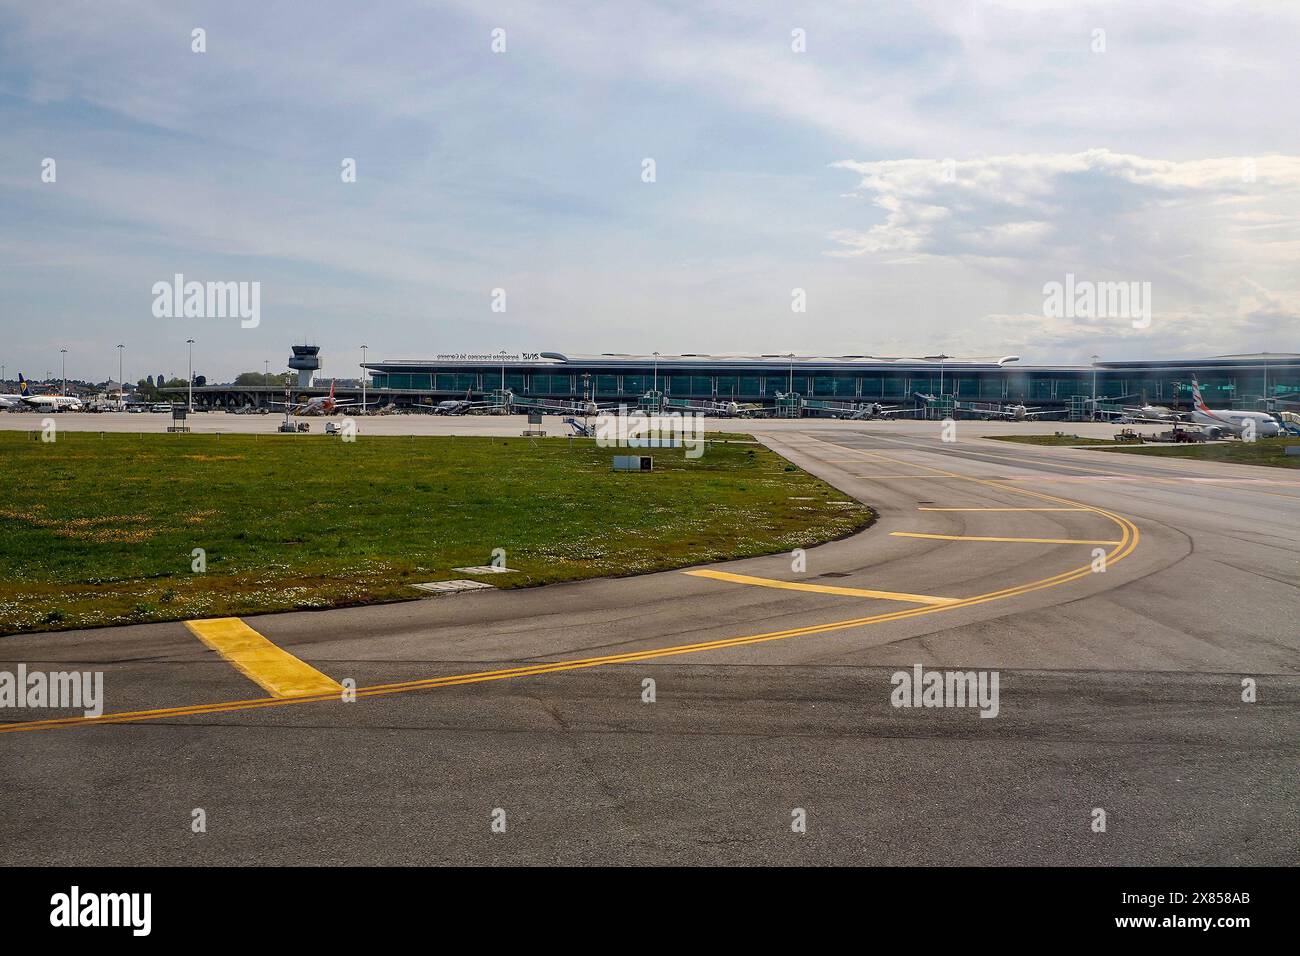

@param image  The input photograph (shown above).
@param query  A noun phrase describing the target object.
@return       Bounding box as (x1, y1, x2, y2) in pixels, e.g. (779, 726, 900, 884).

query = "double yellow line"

(0, 441, 1139, 736)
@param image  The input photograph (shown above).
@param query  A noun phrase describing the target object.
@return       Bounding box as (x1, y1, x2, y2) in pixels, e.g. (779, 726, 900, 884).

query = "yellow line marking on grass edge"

(184, 618, 343, 698)
(0, 437, 1139, 736)
(891, 532, 1121, 545)
(682, 568, 957, 606)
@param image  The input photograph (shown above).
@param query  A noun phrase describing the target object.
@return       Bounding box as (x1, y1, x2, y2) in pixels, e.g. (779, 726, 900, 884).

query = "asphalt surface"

(1, 420, 1296, 865)
(0, 407, 1152, 438)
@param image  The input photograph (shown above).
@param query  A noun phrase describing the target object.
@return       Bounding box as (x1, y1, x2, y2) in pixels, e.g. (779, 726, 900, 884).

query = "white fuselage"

(20, 394, 83, 410)
(1190, 407, 1281, 437)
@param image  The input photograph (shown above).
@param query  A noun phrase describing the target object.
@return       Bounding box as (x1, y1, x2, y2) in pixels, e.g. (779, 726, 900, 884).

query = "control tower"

(288, 345, 321, 388)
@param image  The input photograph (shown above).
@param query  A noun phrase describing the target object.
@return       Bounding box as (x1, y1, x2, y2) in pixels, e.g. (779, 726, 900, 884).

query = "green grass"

(1089, 436, 1300, 469)
(984, 434, 1117, 446)
(700, 430, 757, 441)
(0, 432, 872, 634)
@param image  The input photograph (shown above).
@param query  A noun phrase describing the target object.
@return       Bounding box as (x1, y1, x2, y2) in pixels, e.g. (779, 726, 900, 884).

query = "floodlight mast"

(360, 345, 368, 411)
(185, 339, 195, 412)
(1091, 354, 1100, 420)
(923, 354, 952, 404)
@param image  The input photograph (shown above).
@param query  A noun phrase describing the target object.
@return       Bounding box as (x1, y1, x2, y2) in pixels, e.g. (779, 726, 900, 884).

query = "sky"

(1, 0, 1297, 384)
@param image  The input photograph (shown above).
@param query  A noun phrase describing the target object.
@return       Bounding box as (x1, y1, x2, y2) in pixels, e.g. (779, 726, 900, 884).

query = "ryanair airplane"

(0, 374, 84, 411)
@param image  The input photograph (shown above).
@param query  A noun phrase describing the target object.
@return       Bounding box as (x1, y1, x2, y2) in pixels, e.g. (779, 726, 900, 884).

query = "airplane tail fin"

(1190, 377, 1209, 411)
(18, 374, 29, 396)
(329, 379, 336, 398)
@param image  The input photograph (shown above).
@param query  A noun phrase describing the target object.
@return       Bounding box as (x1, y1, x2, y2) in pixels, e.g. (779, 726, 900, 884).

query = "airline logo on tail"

(18, 373, 30, 396)
(1190, 378, 1210, 413)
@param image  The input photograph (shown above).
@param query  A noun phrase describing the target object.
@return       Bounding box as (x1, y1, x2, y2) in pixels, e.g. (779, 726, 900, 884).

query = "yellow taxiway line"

(682, 568, 957, 606)
(184, 618, 343, 698)
(918, 507, 1089, 512)
(890, 532, 1121, 545)
(0, 439, 1140, 737)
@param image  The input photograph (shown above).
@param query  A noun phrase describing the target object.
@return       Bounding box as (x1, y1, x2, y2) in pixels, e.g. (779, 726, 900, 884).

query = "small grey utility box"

(613, 455, 653, 472)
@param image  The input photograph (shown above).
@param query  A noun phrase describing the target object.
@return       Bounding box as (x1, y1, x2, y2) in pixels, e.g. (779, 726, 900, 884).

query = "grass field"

(984, 434, 1117, 446)
(1090, 436, 1300, 469)
(0, 432, 872, 634)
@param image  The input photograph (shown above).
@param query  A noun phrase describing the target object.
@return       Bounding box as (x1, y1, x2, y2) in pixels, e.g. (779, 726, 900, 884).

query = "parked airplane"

(971, 402, 1062, 421)
(717, 400, 764, 418)
(1123, 378, 1284, 437)
(527, 395, 621, 417)
(1115, 402, 1180, 424)
(4, 374, 84, 410)
(434, 399, 475, 415)
(852, 401, 912, 419)
(432, 389, 612, 417)
(1186, 379, 1285, 437)
(269, 380, 376, 416)
(529, 397, 616, 417)
(689, 398, 763, 417)
(432, 388, 503, 415)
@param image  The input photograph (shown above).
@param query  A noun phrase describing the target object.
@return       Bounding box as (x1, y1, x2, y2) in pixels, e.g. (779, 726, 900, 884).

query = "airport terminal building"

(361, 351, 1300, 413)
(168, 349, 1299, 417)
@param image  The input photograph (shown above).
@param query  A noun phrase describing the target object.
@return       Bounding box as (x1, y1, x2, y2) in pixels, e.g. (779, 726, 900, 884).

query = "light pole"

(499, 350, 508, 391)
(116, 344, 125, 401)
(924, 354, 951, 396)
(1091, 354, 1100, 420)
(60, 348, 68, 395)
(186, 338, 195, 412)
(923, 354, 952, 419)
(653, 351, 660, 393)
(788, 353, 795, 394)
(360, 344, 368, 410)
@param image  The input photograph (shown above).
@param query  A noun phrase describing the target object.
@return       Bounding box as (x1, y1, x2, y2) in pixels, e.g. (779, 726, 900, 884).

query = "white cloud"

(827, 150, 1300, 357)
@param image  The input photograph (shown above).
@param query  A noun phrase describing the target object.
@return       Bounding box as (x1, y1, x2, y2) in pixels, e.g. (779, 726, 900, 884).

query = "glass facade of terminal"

(366, 357, 1300, 410)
